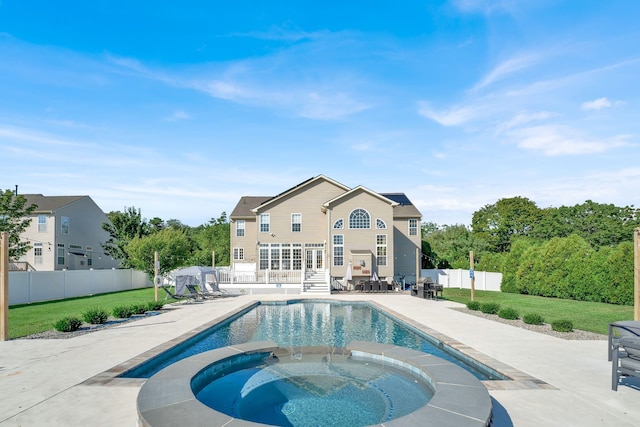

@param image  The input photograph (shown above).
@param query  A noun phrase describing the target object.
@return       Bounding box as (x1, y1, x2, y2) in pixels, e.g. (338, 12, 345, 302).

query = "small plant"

(146, 301, 164, 311)
(479, 302, 500, 315)
(112, 305, 133, 319)
(498, 307, 519, 320)
(82, 308, 109, 324)
(523, 313, 545, 325)
(54, 316, 83, 332)
(130, 303, 147, 315)
(551, 319, 574, 332)
(466, 301, 481, 311)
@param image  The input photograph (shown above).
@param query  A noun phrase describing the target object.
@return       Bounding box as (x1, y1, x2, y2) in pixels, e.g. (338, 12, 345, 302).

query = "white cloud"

(507, 125, 630, 156)
(495, 111, 556, 134)
(581, 97, 612, 110)
(472, 53, 541, 92)
(418, 102, 482, 126)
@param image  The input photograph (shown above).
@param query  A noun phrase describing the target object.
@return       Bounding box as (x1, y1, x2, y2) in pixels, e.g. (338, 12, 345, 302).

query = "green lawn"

(442, 288, 634, 335)
(7, 288, 175, 339)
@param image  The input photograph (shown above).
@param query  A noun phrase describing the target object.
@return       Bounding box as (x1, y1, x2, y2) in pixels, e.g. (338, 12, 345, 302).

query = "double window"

(236, 220, 245, 237)
(233, 247, 244, 260)
(409, 219, 418, 236)
(291, 213, 302, 232)
(38, 215, 47, 232)
(259, 214, 270, 233)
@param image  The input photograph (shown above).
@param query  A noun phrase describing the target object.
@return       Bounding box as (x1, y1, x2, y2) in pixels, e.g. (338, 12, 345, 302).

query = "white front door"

(305, 249, 324, 272)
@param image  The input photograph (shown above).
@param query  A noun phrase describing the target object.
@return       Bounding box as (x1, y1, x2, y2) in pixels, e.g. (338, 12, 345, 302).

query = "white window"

(376, 234, 387, 266)
(376, 218, 387, 229)
(333, 235, 344, 266)
(259, 244, 269, 269)
(236, 220, 245, 237)
(292, 244, 302, 270)
(61, 216, 69, 234)
(349, 209, 370, 229)
(38, 215, 47, 232)
(34, 242, 43, 265)
(57, 243, 65, 265)
(409, 219, 418, 236)
(259, 214, 270, 233)
(86, 246, 93, 266)
(233, 247, 244, 260)
(333, 218, 344, 229)
(270, 244, 281, 270)
(291, 213, 302, 232)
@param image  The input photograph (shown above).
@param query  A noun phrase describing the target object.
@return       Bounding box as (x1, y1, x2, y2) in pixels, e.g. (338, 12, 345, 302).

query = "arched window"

(376, 218, 387, 229)
(349, 209, 370, 229)
(333, 218, 344, 229)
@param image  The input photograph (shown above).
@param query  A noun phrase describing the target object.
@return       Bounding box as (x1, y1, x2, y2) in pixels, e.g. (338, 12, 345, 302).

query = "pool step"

(302, 271, 330, 294)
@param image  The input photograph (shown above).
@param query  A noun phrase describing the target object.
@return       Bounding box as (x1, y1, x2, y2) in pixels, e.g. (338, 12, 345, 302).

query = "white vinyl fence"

(8, 269, 152, 306)
(420, 269, 502, 292)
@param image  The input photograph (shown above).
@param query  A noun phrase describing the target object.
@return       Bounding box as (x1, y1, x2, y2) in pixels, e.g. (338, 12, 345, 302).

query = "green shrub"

(522, 313, 545, 325)
(551, 319, 573, 332)
(54, 316, 83, 332)
(82, 308, 109, 324)
(498, 307, 519, 320)
(130, 303, 147, 315)
(479, 302, 500, 315)
(112, 305, 133, 319)
(466, 301, 481, 311)
(146, 301, 164, 311)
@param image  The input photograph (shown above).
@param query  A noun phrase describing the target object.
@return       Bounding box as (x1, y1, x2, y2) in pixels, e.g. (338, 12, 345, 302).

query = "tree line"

(422, 197, 639, 305)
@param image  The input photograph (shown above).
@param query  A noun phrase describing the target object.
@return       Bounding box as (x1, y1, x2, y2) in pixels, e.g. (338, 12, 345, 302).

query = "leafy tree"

(125, 228, 192, 276)
(424, 224, 478, 269)
(472, 197, 542, 253)
(101, 207, 150, 268)
(0, 189, 37, 259)
(188, 213, 230, 266)
(500, 237, 536, 293)
(148, 217, 165, 233)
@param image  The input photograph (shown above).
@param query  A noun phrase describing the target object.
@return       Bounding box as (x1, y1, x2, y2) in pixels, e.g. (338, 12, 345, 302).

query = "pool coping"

(136, 340, 493, 427)
(84, 298, 553, 391)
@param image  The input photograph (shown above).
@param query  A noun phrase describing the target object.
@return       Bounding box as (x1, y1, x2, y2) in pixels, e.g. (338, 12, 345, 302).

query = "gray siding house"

(229, 175, 422, 290)
(17, 194, 120, 271)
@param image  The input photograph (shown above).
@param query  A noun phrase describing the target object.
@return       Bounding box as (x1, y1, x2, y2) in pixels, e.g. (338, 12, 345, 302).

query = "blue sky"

(1, 1, 638, 226)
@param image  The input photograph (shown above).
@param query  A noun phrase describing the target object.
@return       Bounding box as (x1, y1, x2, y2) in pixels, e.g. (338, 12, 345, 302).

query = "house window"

(259, 244, 269, 270)
(282, 244, 291, 270)
(233, 247, 244, 260)
(333, 219, 343, 229)
(376, 218, 387, 229)
(333, 235, 344, 266)
(376, 234, 387, 266)
(349, 209, 370, 229)
(61, 216, 69, 234)
(292, 244, 302, 270)
(409, 219, 418, 236)
(38, 215, 47, 232)
(34, 242, 43, 265)
(270, 244, 281, 270)
(236, 220, 245, 237)
(57, 243, 65, 265)
(291, 213, 302, 232)
(259, 214, 270, 233)
(86, 246, 93, 266)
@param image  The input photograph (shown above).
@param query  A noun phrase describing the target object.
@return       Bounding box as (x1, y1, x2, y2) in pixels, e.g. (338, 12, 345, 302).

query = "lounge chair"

(612, 335, 640, 391)
(608, 321, 640, 361)
(159, 284, 199, 303)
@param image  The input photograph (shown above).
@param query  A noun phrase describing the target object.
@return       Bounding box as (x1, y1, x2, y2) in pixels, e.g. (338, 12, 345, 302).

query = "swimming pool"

(122, 300, 504, 380)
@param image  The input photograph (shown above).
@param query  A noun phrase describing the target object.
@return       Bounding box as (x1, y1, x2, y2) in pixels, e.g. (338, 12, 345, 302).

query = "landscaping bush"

(466, 301, 481, 311)
(146, 301, 164, 311)
(54, 316, 83, 332)
(112, 305, 133, 319)
(82, 308, 109, 324)
(551, 319, 574, 332)
(498, 307, 519, 320)
(130, 303, 147, 315)
(479, 302, 500, 315)
(522, 313, 545, 325)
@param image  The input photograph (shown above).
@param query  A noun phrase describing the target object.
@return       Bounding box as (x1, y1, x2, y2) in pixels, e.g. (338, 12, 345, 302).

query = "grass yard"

(7, 288, 175, 339)
(442, 288, 634, 335)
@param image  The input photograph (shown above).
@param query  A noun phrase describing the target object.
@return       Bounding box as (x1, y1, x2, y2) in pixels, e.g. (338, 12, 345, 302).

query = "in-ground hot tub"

(137, 341, 493, 427)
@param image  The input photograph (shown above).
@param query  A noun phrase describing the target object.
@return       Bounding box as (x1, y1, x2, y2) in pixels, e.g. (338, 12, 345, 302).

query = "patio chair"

(612, 336, 640, 391)
(159, 284, 199, 303)
(608, 321, 640, 361)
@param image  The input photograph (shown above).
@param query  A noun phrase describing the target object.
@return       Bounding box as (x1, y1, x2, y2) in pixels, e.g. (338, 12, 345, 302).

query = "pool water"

(195, 353, 433, 427)
(124, 300, 501, 380)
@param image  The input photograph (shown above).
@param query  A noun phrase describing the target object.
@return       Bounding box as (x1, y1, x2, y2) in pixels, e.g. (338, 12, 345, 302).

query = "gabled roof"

(322, 186, 399, 208)
(21, 194, 87, 214)
(230, 196, 271, 218)
(250, 175, 350, 213)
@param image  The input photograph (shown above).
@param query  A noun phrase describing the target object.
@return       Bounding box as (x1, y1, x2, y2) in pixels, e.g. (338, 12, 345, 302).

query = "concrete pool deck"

(0, 293, 639, 426)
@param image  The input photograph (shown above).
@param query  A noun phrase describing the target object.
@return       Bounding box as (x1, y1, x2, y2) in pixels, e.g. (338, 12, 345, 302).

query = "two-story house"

(16, 194, 120, 271)
(229, 175, 422, 290)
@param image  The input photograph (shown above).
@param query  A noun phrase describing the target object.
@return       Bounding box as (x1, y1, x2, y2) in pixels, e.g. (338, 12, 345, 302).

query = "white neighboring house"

(16, 194, 120, 271)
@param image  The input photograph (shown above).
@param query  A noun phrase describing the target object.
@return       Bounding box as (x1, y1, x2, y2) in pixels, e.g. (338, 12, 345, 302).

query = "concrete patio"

(0, 293, 639, 426)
